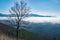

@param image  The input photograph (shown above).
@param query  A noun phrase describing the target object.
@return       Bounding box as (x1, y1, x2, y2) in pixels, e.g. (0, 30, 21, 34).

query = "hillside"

(0, 23, 44, 40)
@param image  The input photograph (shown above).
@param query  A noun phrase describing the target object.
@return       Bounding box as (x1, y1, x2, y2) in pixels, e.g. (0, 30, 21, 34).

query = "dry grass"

(0, 32, 16, 40)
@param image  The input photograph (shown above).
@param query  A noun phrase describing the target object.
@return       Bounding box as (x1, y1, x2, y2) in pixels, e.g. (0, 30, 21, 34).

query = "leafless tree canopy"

(8, 0, 30, 28)
(8, 0, 30, 40)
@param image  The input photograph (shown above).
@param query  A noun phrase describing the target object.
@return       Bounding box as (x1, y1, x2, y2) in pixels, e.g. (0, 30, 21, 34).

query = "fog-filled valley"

(0, 16, 60, 38)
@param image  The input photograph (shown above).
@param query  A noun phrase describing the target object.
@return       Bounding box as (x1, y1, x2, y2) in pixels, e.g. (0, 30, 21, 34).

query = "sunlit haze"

(0, 0, 60, 23)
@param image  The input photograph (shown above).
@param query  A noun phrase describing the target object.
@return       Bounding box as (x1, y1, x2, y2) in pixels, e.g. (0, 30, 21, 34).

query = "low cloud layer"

(31, 10, 60, 17)
(23, 17, 60, 24)
(23, 10, 60, 24)
(0, 10, 60, 24)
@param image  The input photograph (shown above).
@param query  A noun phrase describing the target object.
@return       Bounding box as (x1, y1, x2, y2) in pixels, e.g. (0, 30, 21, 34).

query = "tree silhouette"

(8, 0, 30, 40)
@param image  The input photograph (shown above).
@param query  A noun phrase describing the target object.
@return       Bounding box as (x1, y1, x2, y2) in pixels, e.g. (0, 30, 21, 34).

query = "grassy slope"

(19, 29, 44, 40)
(0, 23, 44, 40)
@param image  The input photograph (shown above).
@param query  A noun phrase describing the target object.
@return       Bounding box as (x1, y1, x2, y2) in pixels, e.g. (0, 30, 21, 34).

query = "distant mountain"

(28, 13, 52, 17)
(0, 19, 60, 39)
(0, 13, 52, 17)
(0, 13, 8, 17)
(26, 22, 60, 37)
(0, 13, 16, 17)
(1, 20, 60, 37)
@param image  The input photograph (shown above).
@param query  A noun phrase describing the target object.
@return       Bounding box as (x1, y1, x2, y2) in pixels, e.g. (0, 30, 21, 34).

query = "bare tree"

(8, 0, 30, 40)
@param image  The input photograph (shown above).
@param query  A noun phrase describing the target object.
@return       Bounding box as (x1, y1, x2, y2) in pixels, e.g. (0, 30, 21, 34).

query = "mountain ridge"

(0, 13, 52, 17)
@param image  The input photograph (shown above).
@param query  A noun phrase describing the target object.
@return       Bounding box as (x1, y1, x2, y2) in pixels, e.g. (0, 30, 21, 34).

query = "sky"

(0, 0, 60, 23)
(28, 0, 60, 12)
(0, 0, 60, 14)
(0, 0, 16, 14)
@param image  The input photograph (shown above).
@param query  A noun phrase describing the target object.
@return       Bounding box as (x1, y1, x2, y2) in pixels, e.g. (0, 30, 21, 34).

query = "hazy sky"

(0, 0, 16, 13)
(0, 0, 60, 23)
(0, 0, 60, 14)
(28, 0, 60, 12)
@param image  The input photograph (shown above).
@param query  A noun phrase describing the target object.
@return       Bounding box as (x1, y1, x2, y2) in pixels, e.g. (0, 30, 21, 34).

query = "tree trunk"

(16, 21, 20, 40)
